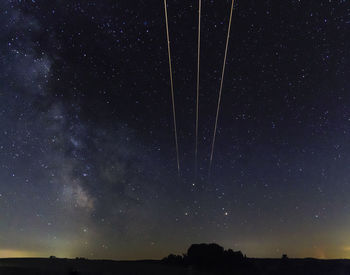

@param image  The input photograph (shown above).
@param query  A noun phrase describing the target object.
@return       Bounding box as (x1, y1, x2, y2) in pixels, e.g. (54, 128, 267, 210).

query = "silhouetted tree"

(223, 248, 244, 263)
(187, 243, 224, 268)
(162, 243, 248, 273)
(162, 254, 183, 265)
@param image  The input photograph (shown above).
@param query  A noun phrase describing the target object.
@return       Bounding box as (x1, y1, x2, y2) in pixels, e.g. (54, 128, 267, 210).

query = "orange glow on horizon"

(0, 249, 43, 258)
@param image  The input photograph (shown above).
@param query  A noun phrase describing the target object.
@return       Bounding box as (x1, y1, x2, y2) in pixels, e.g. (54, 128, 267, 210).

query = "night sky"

(1, 0, 350, 260)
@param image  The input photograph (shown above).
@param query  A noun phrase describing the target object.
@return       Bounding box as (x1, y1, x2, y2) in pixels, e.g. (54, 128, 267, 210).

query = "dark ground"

(1, 257, 350, 275)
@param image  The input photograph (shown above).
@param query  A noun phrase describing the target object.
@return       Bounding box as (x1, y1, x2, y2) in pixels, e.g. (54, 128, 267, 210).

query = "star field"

(0, 0, 350, 260)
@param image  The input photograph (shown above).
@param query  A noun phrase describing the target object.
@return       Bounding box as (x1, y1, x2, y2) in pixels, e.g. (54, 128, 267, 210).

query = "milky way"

(0, 0, 350, 260)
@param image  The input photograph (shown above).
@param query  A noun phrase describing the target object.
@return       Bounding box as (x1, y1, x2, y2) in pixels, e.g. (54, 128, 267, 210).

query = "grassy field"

(0, 258, 205, 275)
(1, 257, 350, 274)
